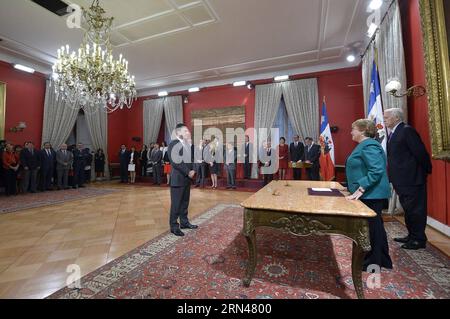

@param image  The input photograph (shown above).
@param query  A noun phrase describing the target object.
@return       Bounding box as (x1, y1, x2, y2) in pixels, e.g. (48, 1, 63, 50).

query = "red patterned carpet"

(49, 204, 450, 299)
(0, 187, 118, 214)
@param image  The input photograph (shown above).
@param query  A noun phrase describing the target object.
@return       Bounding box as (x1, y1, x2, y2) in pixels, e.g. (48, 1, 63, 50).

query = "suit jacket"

(73, 149, 88, 168)
(40, 149, 56, 171)
(304, 144, 321, 168)
(194, 146, 206, 164)
(240, 142, 252, 163)
(56, 150, 74, 170)
(118, 150, 130, 166)
(346, 139, 391, 199)
(224, 147, 238, 169)
(290, 142, 305, 163)
(387, 122, 432, 186)
(258, 148, 276, 174)
(150, 149, 163, 164)
(20, 148, 41, 170)
(168, 139, 193, 187)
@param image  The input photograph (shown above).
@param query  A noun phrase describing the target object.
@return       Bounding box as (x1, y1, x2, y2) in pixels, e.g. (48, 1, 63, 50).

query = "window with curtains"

(272, 97, 295, 147)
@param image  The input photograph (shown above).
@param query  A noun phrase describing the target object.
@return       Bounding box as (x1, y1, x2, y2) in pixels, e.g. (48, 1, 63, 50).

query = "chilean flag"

(368, 61, 387, 153)
(320, 99, 335, 181)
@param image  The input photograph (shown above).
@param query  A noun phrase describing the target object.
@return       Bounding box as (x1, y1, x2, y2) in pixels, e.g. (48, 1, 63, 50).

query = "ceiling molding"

(137, 60, 359, 97)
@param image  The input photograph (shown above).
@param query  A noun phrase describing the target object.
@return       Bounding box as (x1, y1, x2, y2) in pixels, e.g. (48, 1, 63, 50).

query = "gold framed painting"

(0, 81, 5, 140)
(420, 0, 450, 160)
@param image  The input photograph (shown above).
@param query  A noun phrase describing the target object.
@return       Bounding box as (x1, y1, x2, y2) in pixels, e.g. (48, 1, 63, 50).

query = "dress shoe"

(402, 240, 426, 250)
(394, 236, 410, 244)
(180, 223, 199, 230)
(171, 229, 185, 237)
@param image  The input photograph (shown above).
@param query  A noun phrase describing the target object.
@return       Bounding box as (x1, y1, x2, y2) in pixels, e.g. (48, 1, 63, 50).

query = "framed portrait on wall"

(420, 0, 450, 160)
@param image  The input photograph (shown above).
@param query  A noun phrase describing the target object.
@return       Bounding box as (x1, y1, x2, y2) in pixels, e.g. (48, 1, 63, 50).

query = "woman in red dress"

(278, 137, 289, 180)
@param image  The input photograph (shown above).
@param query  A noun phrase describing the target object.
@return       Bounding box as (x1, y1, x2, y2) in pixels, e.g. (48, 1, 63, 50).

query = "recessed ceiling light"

(14, 64, 35, 73)
(188, 87, 200, 93)
(367, 23, 378, 38)
(369, 0, 383, 11)
(274, 75, 289, 82)
(233, 81, 247, 87)
(158, 91, 168, 97)
(346, 55, 356, 63)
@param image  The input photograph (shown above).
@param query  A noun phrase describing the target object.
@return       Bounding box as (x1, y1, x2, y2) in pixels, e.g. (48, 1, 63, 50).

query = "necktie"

(64, 150, 66, 156)
(388, 132, 393, 142)
(47, 150, 50, 157)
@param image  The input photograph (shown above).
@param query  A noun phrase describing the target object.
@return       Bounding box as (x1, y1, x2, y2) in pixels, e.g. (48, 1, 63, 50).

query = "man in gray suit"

(168, 123, 198, 237)
(56, 143, 73, 190)
(150, 143, 163, 185)
(194, 139, 207, 188)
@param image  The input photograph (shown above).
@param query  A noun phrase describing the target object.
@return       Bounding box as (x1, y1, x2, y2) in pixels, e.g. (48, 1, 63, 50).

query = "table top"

(241, 181, 376, 218)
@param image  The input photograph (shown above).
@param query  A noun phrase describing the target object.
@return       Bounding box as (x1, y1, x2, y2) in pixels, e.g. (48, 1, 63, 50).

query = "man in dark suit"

(118, 144, 129, 183)
(20, 141, 41, 193)
(304, 137, 321, 181)
(168, 123, 198, 237)
(225, 143, 238, 189)
(72, 143, 87, 188)
(150, 143, 163, 185)
(242, 135, 252, 179)
(39, 142, 57, 191)
(290, 135, 305, 180)
(384, 108, 432, 250)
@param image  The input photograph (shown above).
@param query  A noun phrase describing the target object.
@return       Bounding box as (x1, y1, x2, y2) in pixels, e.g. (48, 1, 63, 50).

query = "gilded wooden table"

(240, 181, 376, 299)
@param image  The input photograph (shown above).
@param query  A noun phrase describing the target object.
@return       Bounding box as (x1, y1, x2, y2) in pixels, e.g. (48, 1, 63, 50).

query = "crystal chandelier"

(51, 0, 137, 113)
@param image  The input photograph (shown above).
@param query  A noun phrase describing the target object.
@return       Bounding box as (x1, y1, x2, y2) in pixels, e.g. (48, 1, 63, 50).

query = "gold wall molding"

(0, 81, 6, 140)
(420, 0, 450, 160)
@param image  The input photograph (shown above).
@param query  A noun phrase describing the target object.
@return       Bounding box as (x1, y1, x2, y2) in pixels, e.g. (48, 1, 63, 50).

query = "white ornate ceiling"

(0, 0, 388, 95)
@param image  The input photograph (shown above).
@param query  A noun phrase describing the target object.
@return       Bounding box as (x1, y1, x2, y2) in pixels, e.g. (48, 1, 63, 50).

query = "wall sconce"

(9, 122, 27, 133)
(385, 80, 426, 98)
(183, 95, 189, 104)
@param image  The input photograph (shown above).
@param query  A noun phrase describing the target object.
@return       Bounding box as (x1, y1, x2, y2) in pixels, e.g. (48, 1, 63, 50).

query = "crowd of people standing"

(0, 141, 106, 197)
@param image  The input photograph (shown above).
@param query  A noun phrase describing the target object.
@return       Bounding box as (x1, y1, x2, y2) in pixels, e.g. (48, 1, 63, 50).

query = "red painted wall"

(400, 0, 449, 226)
(0, 61, 46, 147)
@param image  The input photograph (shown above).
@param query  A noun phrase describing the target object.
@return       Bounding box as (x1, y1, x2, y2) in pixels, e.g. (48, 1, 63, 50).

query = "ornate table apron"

(242, 208, 371, 299)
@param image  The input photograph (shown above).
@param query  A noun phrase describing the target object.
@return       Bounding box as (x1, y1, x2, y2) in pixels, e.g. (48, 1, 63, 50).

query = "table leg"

(243, 229, 257, 287)
(351, 242, 366, 299)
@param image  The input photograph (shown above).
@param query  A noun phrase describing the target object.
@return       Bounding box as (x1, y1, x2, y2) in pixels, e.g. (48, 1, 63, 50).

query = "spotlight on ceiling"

(13, 64, 35, 74)
(233, 81, 247, 87)
(188, 87, 200, 93)
(274, 75, 289, 82)
(369, 0, 383, 11)
(346, 54, 356, 63)
(158, 91, 168, 97)
(367, 23, 378, 38)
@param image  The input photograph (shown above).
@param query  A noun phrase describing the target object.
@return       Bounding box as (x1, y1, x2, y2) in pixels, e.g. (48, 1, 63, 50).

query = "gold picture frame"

(0, 81, 6, 140)
(420, 0, 450, 160)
